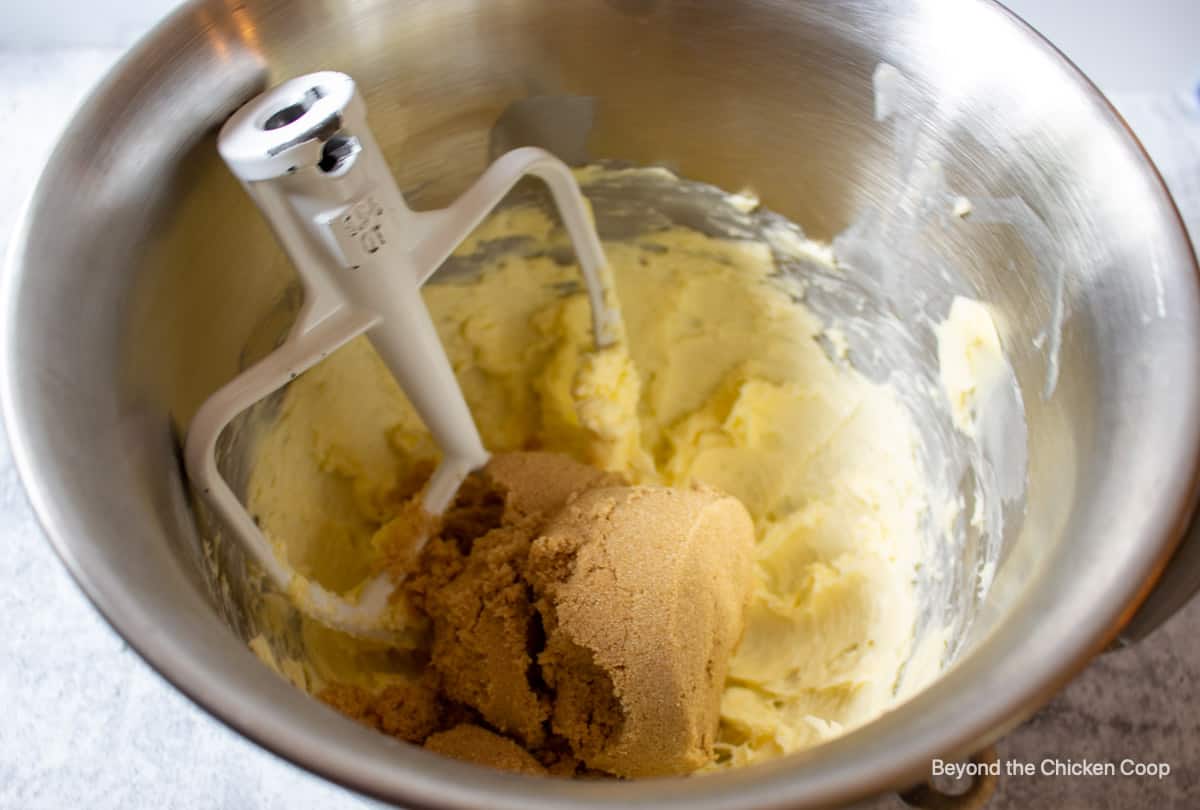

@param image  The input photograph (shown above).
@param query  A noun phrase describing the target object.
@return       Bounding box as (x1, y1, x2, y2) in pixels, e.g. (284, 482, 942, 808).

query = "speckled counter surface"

(1, 47, 1198, 810)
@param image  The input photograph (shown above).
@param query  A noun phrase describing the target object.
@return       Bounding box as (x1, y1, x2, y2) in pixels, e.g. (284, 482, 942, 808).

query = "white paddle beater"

(185, 72, 620, 639)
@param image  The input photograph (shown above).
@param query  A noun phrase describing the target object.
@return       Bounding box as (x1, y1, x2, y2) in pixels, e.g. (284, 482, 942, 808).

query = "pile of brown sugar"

(318, 451, 755, 778)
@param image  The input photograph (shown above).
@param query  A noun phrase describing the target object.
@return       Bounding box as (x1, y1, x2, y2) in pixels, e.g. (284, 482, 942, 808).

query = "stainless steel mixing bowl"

(5, 1, 1200, 808)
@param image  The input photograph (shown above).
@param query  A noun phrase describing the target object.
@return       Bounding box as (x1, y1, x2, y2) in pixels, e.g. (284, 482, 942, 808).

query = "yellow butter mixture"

(246, 187, 940, 771)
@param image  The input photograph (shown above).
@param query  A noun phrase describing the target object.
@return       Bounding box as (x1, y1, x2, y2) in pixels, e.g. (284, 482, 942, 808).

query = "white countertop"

(1, 5, 1199, 809)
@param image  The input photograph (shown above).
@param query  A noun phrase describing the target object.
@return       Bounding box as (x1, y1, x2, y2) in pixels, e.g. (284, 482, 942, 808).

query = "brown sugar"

(420, 522, 550, 746)
(321, 452, 755, 778)
(424, 724, 548, 776)
(402, 452, 623, 748)
(317, 678, 441, 743)
(528, 484, 755, 777)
